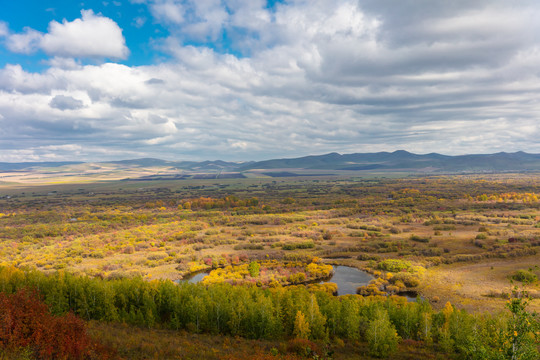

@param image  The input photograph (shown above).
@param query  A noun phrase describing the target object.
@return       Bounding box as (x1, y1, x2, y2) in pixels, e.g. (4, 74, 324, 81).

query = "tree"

(439, 301, 455, 353)
(366, 308, 399, 358)
(293, 311, 310, 340)
(339, 296, 362, 340)
(418, 310, 432, 343)
(500, 289, 540, 360)
(307, 293, 327, 340)
(248, 261, 260, 278)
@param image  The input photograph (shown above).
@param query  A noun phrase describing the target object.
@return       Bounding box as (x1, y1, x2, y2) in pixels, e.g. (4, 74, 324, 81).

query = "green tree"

(339, 296, 362, 340)
(307, 293, 327, 340)
(248, 261, 260, 278)
(500, 289, 540, 360)
(418, 310, 432, 343)
(366, 308, 399, 358)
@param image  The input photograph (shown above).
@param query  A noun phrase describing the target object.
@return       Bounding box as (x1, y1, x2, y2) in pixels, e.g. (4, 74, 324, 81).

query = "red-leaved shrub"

(0, 288, 94, 359)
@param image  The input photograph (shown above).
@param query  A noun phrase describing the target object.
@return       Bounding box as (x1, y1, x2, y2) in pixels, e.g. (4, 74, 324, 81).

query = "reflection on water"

(181, 265, 372, 295)
(177, 269, 211, 284)
(319, 265, 373, 295)
(183, 271, 209, 283)
(180, 265, 421, 301)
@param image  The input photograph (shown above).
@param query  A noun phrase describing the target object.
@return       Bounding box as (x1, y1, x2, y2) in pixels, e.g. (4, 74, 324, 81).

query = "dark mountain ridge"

(239, 150, 540, 172)
(1, 151, 540, 173)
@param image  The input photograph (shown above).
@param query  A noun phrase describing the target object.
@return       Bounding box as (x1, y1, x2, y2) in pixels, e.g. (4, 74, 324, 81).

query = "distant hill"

(239, 150, 540, 172)
(0, 161, 83, 171)
(107, 158, 252, 171)
(1, 151, 540, 175)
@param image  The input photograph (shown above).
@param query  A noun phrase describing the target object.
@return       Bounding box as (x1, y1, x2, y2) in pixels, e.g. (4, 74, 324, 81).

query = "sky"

(0, 0, 540, 162)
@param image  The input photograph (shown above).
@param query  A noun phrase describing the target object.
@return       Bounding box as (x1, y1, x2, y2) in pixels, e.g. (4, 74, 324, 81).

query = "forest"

(0, 174, 539, 359)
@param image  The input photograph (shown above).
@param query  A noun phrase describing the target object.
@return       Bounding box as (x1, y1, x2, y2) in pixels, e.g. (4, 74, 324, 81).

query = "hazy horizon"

(1, 148, 539, 165)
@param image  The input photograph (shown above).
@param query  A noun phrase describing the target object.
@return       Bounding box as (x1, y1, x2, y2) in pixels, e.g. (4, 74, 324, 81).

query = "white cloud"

(0, 64, 66, 94)
(150, 0, 185, 24)
(182, 0, 228, 41)
(41, 10, 129, 59)
(45, 57, 82, 70)
(3, 10, 129, 60)
(0, 22, 8, 37)
(5, 27, 42, 54)
(2, 1, 540, 161)
(150, 0, 229, 41)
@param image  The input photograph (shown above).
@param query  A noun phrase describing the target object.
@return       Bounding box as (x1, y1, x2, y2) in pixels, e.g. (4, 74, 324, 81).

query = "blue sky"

(1, 0, 540, 162)
(2, 1, 174, 69)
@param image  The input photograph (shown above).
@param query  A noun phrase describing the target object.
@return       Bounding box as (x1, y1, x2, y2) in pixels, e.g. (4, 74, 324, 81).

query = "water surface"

(321, 265, 373, 295)
(180, 265, 419, 301)
(181, 270, 210, 283)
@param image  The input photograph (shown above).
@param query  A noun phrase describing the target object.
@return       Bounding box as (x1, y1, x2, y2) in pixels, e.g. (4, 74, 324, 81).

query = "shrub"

(357, 284, 386, 296)
(389, 227, 401, 234)
(286, 338, 321, 357)
(122, 245, 135, 254)
(357, 253, 380, 261)
(512, 270, 538, 284)
(248, 261, 260, 277)
(0, 288, 100, 360)
(322, 231, 333, 240)
(378, 259, 411, 272)
(289, 272, 306, 284)
(147, 251, 168, 260)
(234, 244, 264, 250)
(409, 234, 430, 243)
(390, 273, 420, 287)
(282, 243, 296, 250)
(282, 241, 314, 250)
(433, 225, 456, 231)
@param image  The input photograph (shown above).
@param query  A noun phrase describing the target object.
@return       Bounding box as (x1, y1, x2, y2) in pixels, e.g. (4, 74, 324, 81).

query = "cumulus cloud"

(150, 0, 185, 24)
(41, 10, 129, 59)
(1, 1, 540, 162)
(3, 10, 128, 59)
(5, 27, 42, 54)
(149, 0, 229, 42)
(0, 64, 67, 94)
(45, 57, 82, 70)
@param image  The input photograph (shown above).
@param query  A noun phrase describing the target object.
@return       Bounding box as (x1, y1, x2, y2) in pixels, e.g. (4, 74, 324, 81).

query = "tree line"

(0, 266, 538, 359)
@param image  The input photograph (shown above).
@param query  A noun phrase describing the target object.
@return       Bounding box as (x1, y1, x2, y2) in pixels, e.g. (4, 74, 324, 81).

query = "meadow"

(0, 174, 539, 359)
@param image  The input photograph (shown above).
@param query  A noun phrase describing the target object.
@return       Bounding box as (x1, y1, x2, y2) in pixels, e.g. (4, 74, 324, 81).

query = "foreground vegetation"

(0, 266, 538, 359)
(1, 174, 540, 358)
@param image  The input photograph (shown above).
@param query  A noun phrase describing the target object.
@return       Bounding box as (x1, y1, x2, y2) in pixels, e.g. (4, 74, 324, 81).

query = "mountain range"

(2, 150, 540, 175)
(238, 150, 540, 172)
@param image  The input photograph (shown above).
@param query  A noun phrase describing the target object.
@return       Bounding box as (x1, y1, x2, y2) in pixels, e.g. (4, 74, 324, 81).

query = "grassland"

(0, 173, 539, 358)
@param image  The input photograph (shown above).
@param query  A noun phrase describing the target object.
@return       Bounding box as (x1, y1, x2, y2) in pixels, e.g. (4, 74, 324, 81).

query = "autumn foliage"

(0, 288, 106, 360)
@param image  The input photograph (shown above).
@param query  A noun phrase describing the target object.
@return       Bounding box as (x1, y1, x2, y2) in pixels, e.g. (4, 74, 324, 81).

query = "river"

(181, 265, 420, 301)
(182, 265, 373, 295)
